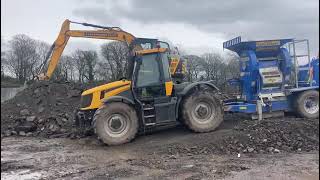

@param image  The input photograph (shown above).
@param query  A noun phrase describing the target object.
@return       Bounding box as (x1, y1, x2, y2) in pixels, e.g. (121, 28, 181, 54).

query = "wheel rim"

(191, 101, 215, 123)
(104, 113, 129, 137)
(304, 96, 319, 114)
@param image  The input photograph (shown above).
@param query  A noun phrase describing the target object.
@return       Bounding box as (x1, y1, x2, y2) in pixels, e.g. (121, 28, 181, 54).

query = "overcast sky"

(1, 0, 319, 57)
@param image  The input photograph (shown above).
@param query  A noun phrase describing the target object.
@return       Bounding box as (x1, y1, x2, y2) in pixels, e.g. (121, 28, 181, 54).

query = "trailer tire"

(181, 90, 224, 132)
(93, 102, 139, 145)
(295, 90, 319, 119)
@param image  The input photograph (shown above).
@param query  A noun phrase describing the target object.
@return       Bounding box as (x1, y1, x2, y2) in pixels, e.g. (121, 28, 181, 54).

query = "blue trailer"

(222, 37, 319, 120)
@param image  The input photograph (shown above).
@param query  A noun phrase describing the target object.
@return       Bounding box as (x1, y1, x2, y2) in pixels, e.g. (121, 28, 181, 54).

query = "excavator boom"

(38, 19, 136, 80)
(38, 19, 186, 81)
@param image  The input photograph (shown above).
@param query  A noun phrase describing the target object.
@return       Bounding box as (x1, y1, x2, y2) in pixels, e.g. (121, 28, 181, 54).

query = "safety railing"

(287, 39, 311, 88)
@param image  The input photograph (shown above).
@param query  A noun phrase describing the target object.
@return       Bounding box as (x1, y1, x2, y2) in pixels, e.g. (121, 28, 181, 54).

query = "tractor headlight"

(80, 94, 93, 108)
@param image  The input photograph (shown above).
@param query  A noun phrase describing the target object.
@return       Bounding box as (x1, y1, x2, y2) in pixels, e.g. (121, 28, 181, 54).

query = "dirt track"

(1, 118, 319, 180)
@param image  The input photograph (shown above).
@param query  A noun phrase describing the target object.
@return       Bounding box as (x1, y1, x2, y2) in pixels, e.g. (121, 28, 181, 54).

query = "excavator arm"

(38, 19, 136, 80)
(38, 19, 186, 81)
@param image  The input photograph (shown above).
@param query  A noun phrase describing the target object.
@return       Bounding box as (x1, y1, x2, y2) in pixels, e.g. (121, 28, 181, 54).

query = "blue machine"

(223, 37, 319, 119)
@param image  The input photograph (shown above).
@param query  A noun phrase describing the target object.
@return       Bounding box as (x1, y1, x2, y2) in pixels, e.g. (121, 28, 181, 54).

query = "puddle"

(1, 170, 44, 180)
(1, 85, 26, 103)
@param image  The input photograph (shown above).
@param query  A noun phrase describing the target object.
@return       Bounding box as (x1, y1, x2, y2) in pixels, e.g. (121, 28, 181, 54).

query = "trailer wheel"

(181, 90, 224, 132)
(295, 90, 319, 118)
(93, 102, 138, 145)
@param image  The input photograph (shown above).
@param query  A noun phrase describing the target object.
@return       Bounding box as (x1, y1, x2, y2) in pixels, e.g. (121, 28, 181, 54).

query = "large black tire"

(295, 90, 319, 119)
(181, 90, 224, 132)
(93, 102, 139, 145)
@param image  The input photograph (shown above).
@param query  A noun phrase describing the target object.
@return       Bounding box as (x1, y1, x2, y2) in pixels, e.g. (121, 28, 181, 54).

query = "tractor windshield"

(136, 53, 161, 87)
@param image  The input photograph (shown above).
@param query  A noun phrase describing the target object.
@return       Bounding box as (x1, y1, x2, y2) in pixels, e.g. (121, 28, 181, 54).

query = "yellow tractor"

(40, 20, 224, 145)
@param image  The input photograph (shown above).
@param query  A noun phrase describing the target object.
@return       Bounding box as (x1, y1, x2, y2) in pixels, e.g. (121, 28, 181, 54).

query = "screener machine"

(223, 37, 319, 120)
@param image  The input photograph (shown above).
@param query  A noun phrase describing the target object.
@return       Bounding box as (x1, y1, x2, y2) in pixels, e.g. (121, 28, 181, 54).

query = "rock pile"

(165, 117, 319, 155)
(1, 82, 84, 138)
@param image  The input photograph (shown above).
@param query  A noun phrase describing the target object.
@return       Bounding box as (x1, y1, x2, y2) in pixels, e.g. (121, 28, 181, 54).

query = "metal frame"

(287, 39, 311, 87)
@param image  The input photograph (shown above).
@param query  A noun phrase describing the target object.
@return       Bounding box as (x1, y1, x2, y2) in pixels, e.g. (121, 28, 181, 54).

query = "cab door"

(132, 52, 176, 126)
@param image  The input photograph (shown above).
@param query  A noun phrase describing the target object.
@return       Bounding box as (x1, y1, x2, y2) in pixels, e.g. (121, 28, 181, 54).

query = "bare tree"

(225, 52, 240, 79)
(71, 50, 98, 83)
(51, 55, 74, 81)
(190, 52, 240, 92)
(61, 55, 75, 81)
(183, 55, 203, 82)
(100, 41, 129, 81)
(33, 41, 50, 78)
(95, 61, 111, 81)
(72, 49, 87, 83)
(82, 50, 98, 82)
(200, 53, 223, 82)
(224, 53, 240, 93)
(5, 34, 39, 82)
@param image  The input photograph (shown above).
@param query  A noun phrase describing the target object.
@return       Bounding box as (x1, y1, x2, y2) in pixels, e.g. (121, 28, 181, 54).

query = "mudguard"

(178, 80, 220, 96)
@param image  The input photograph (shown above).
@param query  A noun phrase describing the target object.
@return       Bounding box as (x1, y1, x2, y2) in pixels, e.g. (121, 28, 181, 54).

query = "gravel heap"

(1, 82, 84, 138)
(164, 117, 319, 155)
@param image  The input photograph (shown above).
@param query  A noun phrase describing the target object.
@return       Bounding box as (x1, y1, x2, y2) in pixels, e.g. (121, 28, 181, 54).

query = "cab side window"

(161, 53, 171, 81)
(135, 54, 165, 98)
(136, 54, 161, 87)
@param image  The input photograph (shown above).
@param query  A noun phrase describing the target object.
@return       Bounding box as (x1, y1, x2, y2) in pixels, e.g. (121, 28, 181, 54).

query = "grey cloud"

(73, 7, 121, 25)
(73, 0, 318, 25)
(72, 0, 319, 54)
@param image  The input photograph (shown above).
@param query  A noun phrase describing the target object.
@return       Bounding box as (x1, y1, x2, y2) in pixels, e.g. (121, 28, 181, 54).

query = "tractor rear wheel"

(181, 90, 224, 132)
(295, 90, 319, 118)
(93, 102, 139, 145)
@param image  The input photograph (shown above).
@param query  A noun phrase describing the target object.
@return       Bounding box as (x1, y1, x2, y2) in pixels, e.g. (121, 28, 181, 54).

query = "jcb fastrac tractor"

(39, 20, 224, 145)
(78, 48, 223, 145)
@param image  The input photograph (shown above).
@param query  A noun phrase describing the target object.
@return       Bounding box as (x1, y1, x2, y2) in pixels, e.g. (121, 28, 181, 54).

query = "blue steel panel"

(261, 100, 290, 112)
(223, 38, 293, 55)
(224, 100, 291, 113)
(224, 103, 257, 113)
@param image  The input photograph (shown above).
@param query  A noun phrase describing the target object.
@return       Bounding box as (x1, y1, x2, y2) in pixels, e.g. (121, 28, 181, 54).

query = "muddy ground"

(1, 82, 319, 179)
(1, 118, 319, 180)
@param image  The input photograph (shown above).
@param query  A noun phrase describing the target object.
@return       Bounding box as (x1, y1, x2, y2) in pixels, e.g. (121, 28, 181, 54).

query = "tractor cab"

(131, 48, 177, 127)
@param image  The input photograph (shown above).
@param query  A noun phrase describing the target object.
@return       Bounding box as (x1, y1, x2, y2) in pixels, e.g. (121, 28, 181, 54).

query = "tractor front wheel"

(93, 102, 139, 145)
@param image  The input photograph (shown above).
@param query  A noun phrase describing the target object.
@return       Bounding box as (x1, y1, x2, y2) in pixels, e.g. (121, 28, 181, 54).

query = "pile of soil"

(162, 117, 319, 155)
(1, 82, 85, 138)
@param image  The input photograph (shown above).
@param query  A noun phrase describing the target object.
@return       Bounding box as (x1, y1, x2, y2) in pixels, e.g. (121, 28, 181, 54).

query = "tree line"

(1, 34, 130, 83)
(184, 53, 240, 92)
(1, 34, 240, 91)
